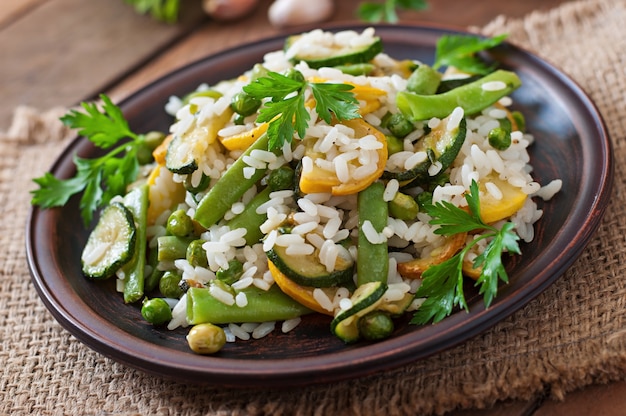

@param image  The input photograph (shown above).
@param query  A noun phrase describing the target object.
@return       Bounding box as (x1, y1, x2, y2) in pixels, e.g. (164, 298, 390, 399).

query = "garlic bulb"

(268, 0, 334, 28)
(203, 0, 260, 21)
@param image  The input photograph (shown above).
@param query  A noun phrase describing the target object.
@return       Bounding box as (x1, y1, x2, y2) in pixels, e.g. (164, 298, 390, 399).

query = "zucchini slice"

(81, 202, 136, 279)
(284, 34, 383, 69)
(382, 114, 466, 183)
(330, 281, 387, 343)
(266, 241, 354, 288)
(165, 108, 233, 174)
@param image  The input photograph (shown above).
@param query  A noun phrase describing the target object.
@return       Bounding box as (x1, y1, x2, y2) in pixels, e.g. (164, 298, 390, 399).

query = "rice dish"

(90, 28, 562, 351)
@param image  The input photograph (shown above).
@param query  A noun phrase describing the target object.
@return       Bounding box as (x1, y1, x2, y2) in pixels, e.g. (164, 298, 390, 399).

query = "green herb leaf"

(411, 253, 466, 324)
(61, 95, 137, 149)
(125, 0, 180, 23)
(31, 94, 147, 226)
(243, 70, 361, 151)
(433, 33, 508, 74)
(357, 0, 428, 23)
(309, 82, 360, 125)
(411, 179, 521, 325)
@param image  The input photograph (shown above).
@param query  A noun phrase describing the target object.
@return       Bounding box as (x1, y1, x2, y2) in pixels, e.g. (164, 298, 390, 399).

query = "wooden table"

(2, 1, 625, 414)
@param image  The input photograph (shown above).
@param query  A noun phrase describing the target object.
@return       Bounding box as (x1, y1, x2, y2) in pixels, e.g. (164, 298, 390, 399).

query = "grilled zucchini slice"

(81, 202, 136, 279)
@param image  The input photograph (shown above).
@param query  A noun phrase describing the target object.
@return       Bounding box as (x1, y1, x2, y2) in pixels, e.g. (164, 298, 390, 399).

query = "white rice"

(149, 27, 561, 345)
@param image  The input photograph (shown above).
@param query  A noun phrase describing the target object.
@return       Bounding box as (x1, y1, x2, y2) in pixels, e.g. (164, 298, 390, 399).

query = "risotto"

(80, 27, 561, 352)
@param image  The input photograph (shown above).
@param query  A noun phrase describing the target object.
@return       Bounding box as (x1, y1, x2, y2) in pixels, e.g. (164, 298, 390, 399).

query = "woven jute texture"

(2, 0, 625, 414)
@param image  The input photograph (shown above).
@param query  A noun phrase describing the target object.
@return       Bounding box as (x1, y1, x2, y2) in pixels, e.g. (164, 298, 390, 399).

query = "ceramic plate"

(26, 24, 613, 387)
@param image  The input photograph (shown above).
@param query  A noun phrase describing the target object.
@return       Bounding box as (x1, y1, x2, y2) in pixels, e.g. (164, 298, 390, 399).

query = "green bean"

(357, 182, 389, 286)
(225, 187, 271, 245)
(157, 235, 192, 262)
(226, 165, 294, 245)
(406, 64, 442, 95)
(120, 184, 149, 304)
(397, 70, 522, 120)
(386, 135, 404, 155)
(511, 110, 525, 132)
(194, 133, 272, 228)
(334, 63, 376, 76)
(358, 310, 394, 341)
(186, 285, 312, 325)
(144, 246, 163, 292)
(388, 191, 419, 220)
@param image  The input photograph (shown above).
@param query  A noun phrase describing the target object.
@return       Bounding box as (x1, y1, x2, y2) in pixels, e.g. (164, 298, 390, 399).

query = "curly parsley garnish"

(433, 33, 508, 75)
(411, 180, 521, 325)
(243, 69, 361, 151)
(31, 94, 144, 226)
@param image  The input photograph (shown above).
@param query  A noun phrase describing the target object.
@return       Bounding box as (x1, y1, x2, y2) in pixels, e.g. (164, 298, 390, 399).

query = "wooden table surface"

(2, 0, 625, 414)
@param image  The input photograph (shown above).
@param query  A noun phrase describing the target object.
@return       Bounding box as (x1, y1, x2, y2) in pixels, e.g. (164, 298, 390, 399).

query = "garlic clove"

(268, 0, 334, 28)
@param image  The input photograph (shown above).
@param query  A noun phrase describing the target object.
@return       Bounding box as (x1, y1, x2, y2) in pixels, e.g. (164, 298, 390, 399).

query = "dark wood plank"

(534, 380, 626, 416)
(0, 0, 206, 129)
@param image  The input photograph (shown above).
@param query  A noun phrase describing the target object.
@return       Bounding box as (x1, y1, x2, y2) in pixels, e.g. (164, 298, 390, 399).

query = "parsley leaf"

(410, 180, 521, 325)
(31, 94, 145, 227)
(125, 0, 180, 23)
(433, 33, 508, 75)
(310, 83, 361, 124)
(358, 0, 428, 24)
(243, 70, 361, 151)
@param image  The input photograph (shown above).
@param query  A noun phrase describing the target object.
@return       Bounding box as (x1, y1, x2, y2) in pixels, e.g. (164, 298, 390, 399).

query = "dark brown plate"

(26, 24, 613, 387)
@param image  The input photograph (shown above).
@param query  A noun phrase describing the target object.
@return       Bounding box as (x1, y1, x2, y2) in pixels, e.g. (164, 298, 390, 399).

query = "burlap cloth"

(2, 0, 625, 414)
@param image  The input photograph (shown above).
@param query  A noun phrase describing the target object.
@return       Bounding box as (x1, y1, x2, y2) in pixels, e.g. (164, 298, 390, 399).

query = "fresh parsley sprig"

(411, 180, 521, 325)
(357, 0, 428, 24)
(31, 94, 143, 226)
(433, 33, 508, 75)
(243, 70, 361, 151)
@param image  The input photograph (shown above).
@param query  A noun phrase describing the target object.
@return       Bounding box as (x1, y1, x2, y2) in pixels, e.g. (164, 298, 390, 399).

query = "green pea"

(382, 112, 414, 138)
(159, 271, 184, 299)
(488, 127, 512, 150)
(166, 209, 194, 237)
(406, 64, 442, 95)
(186, 239, 208, 268)
(488, 117, 512, 150)
(216, 259, 244, 285)
(416, 191, 433, 209)
(386, 135, 404, 155)
(267, 165, 295, 191)
(230, 91, 261, 117)
(186, 323, 227, 354)
(141, 298, 172, 326)
(135, 131, 167, 165)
